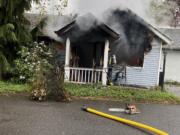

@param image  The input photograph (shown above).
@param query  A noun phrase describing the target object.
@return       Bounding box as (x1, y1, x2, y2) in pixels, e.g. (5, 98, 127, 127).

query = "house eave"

(147, 25, 173, 45)
(163, 46, 180, 51)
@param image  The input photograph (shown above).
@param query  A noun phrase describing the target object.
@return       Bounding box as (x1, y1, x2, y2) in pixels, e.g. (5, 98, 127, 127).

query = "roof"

(24, 13, 73, 34)
(127, 12, 172, 45)
(25, 12, 172, 45)
(55, 13, 120, 42)
(104, 9, 173, 46)
(146, 24, 172, 45)
(159, 27, 180, 49)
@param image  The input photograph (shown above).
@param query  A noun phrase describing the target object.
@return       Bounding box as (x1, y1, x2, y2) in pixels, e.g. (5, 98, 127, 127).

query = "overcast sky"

(30, 0, 156, 24)
(68, 0, 155, 23)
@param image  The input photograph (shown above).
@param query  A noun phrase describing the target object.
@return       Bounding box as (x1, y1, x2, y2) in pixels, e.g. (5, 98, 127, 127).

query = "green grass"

(0, 81, 180, 104)
(0, 81, 30, 94)
(65, 83, 180, 104)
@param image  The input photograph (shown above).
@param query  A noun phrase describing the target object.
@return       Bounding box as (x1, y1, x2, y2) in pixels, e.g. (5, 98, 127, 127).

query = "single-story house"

(159, 28, 180, 82)
(26, 9, 172, 88)
(53, 10, 172, 88)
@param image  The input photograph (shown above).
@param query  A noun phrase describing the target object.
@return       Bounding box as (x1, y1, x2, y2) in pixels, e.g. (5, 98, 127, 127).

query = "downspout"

(161, 51, 167, 91)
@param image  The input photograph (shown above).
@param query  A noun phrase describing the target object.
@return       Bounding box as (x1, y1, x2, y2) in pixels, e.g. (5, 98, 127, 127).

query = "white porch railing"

(65, 67, 104, 84)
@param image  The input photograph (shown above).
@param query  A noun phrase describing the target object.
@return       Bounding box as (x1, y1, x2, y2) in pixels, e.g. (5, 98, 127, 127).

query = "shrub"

(13, 41, 70, 101)
(13, 41, 53, 83)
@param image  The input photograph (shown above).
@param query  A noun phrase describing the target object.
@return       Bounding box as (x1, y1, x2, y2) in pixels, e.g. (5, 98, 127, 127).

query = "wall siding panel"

(121, 42, 162, 87)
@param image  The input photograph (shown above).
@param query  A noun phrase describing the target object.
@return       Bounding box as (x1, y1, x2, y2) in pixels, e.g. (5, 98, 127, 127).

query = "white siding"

(165, 50, 180, 82)
(124, 39, 162, 87)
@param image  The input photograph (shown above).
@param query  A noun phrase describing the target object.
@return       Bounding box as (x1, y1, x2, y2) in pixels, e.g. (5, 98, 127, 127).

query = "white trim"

(157, 41, 163, 85)
(102, 39, 109, 85)
(69, 67, 103, 71)
(65, 67, 104, 84)
(126, 66, 143, 70)
(65, 38, 71, 66)
(64, 67, 70, 81)
(148, 25, 172, 45)
(64, 38, 71, 81)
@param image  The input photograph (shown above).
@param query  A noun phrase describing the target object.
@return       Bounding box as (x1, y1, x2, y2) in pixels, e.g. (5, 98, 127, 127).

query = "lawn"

(65, 83, 180, 104)
(0, 81, 30, 93)
(0, 81, 180, 104)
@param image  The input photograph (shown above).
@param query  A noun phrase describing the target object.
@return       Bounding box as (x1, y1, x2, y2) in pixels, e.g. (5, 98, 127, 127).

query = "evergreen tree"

(0, 0, 38, 79)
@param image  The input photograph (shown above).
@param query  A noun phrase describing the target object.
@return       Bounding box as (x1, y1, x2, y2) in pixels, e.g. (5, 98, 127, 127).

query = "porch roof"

(54, 14, 120, 42)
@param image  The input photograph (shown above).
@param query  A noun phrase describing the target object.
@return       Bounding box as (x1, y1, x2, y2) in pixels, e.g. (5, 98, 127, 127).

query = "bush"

(13, 41, 53, 83)
(13, 41, 70, 101)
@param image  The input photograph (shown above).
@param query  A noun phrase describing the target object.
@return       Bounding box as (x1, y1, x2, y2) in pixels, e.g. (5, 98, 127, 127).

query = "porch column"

(64, 38, 71, 81)
(102, 39, 109, 85)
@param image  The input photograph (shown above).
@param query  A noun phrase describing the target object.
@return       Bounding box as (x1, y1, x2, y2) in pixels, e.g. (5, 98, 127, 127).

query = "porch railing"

(65, 67, 104, 84)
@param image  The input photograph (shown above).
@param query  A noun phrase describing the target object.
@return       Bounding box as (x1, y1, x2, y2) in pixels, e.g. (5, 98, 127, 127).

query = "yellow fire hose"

(82, 107, 169, 135)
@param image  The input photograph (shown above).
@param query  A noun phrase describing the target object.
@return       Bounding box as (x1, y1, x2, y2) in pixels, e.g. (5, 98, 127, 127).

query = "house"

(25, 9, 172, 88)
(54, 10, 172, 88)
(159, 28, 180, 82)
(25, 13, 73, 66)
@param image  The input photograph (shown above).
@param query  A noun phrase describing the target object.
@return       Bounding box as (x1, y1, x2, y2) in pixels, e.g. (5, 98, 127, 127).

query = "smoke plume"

(42, 15, 73, 42)
(106, 9, 152, 64)
(68, 0, 154, 25)
(43, 0, 158, 66)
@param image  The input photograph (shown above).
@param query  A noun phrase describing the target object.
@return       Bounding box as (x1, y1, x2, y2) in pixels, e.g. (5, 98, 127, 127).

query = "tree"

(170, 0, 180, 26)
(150, 0, 180, 27)
(32, 0, 70, 101)
(15, 0, 70, 101)
(169, 0, 180, 6)
(0, 0, 39, 79)
(0, 0, 70, 101)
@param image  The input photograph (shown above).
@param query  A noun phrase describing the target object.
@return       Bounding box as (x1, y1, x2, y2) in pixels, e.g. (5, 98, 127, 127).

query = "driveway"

(0, 93, 180, 135)
(166, 85, 180, 96)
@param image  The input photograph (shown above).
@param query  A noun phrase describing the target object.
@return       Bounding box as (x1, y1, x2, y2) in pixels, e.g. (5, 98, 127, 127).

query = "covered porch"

(55, 15, 119, 85)
(64, 38, 110, 85)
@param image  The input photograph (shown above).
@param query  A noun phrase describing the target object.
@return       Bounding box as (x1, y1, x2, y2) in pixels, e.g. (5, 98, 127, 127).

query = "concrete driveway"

(166, 85, 180, 96)
(0, 93, 180, 135)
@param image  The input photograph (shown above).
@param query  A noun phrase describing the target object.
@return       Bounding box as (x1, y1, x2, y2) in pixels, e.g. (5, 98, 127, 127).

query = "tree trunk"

(46, 65, 70, 101)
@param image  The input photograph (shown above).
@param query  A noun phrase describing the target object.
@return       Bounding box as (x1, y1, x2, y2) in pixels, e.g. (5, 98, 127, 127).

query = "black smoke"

(107, 9, 153, 65)
(55, 9, 154, 67)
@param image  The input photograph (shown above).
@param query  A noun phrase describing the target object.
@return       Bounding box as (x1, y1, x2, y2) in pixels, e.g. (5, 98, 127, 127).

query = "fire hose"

(82, 107, 169, 135)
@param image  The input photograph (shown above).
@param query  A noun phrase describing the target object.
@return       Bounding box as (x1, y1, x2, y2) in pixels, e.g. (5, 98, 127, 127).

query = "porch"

(54, 15, 120, 86)
(65, 67, 104, 84)
(64, 38, 109, 85)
